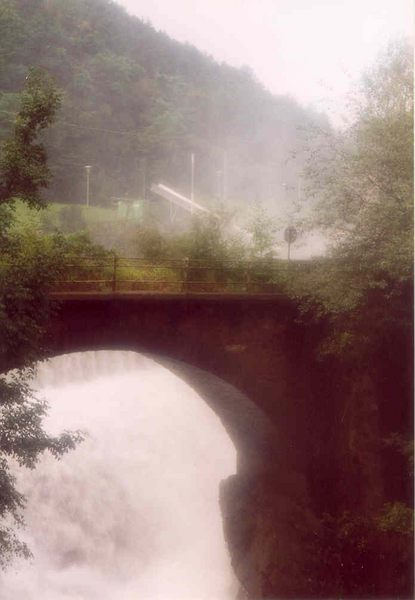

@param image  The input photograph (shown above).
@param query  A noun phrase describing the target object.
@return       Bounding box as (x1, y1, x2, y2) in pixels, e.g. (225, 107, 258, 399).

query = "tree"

(0, 67, 61, 208)
(289, 42, 414, 597)
(309, 40, 412, 271)
(246, 203, 278, 260)
(0, 69, 82, 567)
(0, 0, 323, 209)
(293, 40, 413, 356)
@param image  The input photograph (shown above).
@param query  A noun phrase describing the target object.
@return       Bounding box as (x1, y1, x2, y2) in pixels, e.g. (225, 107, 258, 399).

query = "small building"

(111, 197, 143, 222)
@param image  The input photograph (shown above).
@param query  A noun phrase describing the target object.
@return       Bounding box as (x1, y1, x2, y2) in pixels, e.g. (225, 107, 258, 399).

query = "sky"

(117, 0, 412, 122)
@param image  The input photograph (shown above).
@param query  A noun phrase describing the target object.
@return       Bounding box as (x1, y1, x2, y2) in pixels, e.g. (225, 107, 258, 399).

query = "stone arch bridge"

(47, 291, 405, 598)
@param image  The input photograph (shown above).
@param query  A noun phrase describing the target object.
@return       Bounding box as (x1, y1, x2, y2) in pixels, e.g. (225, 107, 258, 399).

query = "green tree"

(292, 41, 413, 597)
(308, 505, 414, 597)
(0, 67, 61, 208)
(0, 0, 324, 209)
(0, 69, 82, 567)
(172, 212, 244, 262)
(310, 40, 412, 273)
(293, 40, 413, 356)
(246, 203, 278, 260)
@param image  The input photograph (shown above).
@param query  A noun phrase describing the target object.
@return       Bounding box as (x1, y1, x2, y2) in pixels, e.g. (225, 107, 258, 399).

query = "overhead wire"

(54, 119, 140, 136)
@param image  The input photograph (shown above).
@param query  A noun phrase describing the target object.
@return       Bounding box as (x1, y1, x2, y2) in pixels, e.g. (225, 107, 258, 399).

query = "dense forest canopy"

(0, 0, 328, 215)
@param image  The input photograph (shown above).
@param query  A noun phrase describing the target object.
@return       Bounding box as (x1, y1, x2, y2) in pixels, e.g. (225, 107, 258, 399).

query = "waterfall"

(0, 351, 237, 600)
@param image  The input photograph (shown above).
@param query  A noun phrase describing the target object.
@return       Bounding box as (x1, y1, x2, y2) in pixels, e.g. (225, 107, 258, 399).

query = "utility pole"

(84, 165, 92, 207)
(141, 156, 147, 201)
(295, 176, 303, 211)
(190, 152, 195, 206)
(222, 150, 227, 204)
(216, 170, 222, 199)
(282, 182, 288, 207)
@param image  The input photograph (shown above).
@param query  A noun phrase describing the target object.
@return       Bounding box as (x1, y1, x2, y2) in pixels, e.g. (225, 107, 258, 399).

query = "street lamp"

(84, 165, 92, 207)
(215, 170, 222, 199)
(282, 182, 288, 204)
(222, 149, 227, 203)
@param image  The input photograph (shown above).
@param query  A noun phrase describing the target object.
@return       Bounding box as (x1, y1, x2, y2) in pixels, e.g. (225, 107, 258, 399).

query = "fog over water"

(0, 351, 237, 600)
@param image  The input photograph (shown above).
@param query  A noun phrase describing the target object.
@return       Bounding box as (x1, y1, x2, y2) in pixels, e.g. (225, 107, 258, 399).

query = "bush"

(58, 204, 86, 234)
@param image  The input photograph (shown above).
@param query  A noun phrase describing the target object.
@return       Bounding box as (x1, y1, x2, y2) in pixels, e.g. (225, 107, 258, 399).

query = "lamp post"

(84, 165, 92, 207)
(222, 149, 227, 203)
(215, 170, 222, 199)
(282, 182, 288, 207)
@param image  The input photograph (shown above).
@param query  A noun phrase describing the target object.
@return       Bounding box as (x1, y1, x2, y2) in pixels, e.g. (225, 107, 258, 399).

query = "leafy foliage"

(0, 67, 61, 207)
(290, 42, 414, 597)
(246, 203, 278, 260)
(308, 504, 414, 598)
(0, 68, 83, 567)
(176, 214, 241, 262)
(289, 41, 413, 358)
(0, 372, 82, 567)
(310, 42, 412, 277)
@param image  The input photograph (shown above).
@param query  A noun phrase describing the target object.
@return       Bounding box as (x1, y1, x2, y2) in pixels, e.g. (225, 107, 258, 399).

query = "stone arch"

(47, 295, 318, 598)
(49, 295, 315, 471)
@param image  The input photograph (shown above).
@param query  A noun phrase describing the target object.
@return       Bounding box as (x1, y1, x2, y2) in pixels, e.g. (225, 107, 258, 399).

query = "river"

(0, 351, 237, 599)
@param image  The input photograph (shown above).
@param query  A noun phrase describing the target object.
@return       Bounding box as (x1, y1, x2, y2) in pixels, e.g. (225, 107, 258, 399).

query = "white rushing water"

(0, 351, 237, 600)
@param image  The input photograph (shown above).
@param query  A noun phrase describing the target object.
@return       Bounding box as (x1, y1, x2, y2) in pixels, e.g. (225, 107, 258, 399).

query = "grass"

(12, 200, 116, 231)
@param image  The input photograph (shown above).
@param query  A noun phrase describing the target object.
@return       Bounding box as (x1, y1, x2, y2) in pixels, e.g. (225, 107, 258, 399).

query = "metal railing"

(51, 256, 313, 295)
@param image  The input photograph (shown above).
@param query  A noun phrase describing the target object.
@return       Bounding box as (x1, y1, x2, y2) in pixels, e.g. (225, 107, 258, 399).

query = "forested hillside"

(0, 0, 328, 213)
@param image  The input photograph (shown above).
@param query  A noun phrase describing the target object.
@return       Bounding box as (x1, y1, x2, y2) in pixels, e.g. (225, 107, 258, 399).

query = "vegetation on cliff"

(290, 41, 414, 597)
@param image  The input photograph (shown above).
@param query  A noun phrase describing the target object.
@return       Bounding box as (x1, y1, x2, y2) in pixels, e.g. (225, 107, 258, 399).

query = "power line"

(54, 119, 139, 136)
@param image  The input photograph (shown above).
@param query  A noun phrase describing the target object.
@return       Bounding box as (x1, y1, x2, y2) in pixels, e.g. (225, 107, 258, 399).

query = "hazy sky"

(117, 0, 412, 121)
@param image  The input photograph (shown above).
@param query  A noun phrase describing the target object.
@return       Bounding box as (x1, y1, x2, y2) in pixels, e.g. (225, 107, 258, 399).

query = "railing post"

(182, 257, 189, 293)
(245, 263, 251, 293)
(112, 254, 117, 292)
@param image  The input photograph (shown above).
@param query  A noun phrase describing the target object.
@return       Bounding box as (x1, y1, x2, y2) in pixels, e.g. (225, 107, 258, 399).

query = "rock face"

(218, 360, 412, 599)
(49, 294, 413, 598)
(220, 472, 317, 599)
(155, 359, 318, 598)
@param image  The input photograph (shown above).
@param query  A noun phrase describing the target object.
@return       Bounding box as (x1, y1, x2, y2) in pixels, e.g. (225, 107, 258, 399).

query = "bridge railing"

(51, 256, 315, 295)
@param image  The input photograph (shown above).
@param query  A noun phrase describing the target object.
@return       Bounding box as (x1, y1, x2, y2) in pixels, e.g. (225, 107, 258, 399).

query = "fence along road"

(50, 257, 315, 297)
